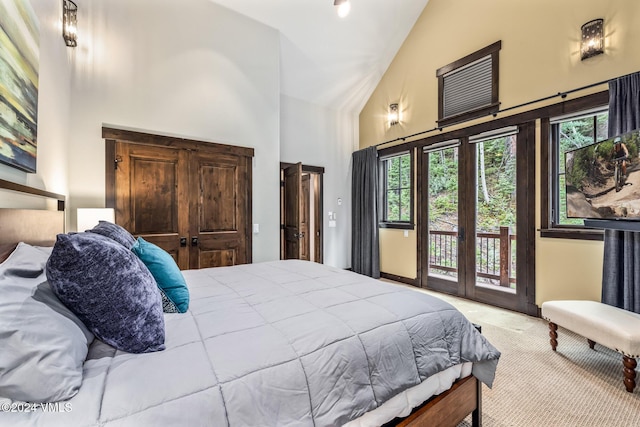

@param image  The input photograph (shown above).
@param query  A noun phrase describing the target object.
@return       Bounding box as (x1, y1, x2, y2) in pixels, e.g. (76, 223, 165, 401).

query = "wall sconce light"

(581, 19, 604, 61)
(388, 103, 400, 126)
(334, 0, 351, 18)
(62, 0, 78, 47)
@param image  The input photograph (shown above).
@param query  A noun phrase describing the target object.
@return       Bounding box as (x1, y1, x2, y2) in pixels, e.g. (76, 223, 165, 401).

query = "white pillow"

(0, 243, 94, 403)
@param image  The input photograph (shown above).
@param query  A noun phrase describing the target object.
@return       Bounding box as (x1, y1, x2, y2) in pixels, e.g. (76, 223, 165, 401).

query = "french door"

(419, 123, 536, 315)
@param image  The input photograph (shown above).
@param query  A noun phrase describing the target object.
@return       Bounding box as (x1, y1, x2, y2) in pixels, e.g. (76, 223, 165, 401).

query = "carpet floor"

(412, 289, 640, 427)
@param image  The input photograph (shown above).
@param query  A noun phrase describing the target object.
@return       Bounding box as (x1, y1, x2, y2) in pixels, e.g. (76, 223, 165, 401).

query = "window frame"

(436, 41, 501, 127)
(379, 149, 414, 230)
(540, 104, 608, 241)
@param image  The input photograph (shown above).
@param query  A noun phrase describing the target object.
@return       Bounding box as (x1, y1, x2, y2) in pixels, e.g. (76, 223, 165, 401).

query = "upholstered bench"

(541, 300, 640, 393)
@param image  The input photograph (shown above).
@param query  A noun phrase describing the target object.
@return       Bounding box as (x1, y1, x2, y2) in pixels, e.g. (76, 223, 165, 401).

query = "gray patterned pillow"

(87, 220, 136, 249)
(159, 287, 180, 313)
(46, 232, 165, 354)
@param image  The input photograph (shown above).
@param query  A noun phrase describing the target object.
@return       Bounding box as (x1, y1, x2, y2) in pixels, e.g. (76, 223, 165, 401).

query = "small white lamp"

(77, 208, 115, 231)
(334, 0, 351, 18)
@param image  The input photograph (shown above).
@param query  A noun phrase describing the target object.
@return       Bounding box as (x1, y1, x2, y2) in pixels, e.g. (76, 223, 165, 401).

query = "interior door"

(189, 150, 251, 268)
(114, 142, 190, 268)
(284, 162, 303, 259)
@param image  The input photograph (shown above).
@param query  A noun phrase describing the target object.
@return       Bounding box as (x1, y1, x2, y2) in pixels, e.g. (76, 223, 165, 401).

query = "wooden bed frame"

(0, 179, 482, 427)
(393, 375, 481, 427)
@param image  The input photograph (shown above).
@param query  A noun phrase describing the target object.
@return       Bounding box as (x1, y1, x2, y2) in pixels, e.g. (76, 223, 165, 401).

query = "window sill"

(539, 227, 603, 241)
(437, 102, 500, 128)
(379, 222, 414, 230)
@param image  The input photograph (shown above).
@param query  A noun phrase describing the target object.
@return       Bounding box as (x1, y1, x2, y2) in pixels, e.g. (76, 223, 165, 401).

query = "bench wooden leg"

(623, 356, 637, 393)
(548, 322, 558, 351)
(587, 339, 596, 349)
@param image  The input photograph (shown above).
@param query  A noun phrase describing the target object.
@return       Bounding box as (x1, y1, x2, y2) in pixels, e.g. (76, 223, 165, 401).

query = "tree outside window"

(381, 153, 413, 227)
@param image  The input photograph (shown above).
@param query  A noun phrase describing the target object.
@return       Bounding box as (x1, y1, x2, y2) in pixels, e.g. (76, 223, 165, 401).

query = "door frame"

(301, 173, 311, 260)
(280, 162, 324, 263)
(417, 122, 537, 316)
(105, 127, 253, 208)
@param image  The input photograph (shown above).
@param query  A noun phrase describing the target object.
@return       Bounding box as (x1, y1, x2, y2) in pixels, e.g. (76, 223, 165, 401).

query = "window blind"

(422, 139, 460, 153)
(442, 55, 492, 119)
(550, 107, 608, 124)
(468, 126, 518, 144)
(379, 151, 410, 161)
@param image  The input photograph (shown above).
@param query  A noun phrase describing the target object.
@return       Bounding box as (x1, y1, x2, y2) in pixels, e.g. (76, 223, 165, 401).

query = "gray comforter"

(4, 260, 499, 427)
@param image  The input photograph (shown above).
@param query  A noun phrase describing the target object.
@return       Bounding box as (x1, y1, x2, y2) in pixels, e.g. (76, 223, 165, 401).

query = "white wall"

(280, 95, 357, 268)
(67, 0, 281, 262)
(0, 0, 71, 205)
(3, 0, 358, 266)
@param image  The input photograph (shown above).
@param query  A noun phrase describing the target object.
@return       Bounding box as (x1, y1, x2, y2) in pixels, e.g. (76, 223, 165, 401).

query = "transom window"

(380, 152, 413, 229)
(436, 41, 501, 127)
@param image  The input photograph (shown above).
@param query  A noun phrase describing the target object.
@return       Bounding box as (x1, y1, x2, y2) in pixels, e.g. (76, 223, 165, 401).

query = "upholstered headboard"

(0, 179, 65, 246)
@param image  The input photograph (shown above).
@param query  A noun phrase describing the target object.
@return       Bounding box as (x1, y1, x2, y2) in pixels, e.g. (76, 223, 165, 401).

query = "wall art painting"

(0, 0, 39, 173)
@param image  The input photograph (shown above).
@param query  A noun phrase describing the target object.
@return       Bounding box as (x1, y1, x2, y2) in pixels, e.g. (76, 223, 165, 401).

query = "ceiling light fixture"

(334, 0, 351, 18)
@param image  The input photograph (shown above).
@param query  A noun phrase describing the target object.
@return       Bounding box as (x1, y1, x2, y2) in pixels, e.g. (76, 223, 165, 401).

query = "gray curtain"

(351, 146, 380, 278)
(602, 72, 640, 313)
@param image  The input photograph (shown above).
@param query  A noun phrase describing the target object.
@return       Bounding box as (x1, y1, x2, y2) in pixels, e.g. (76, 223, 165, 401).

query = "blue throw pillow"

(87, 220, 136, 249)
(46, 232, 165, 354)
(131, 237, 189, 313)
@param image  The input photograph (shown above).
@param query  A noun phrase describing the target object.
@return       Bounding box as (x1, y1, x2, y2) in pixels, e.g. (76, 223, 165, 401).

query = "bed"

(0, 180, 500, 427)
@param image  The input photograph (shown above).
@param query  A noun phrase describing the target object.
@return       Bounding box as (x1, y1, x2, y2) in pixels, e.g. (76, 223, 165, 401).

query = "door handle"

(458, 227, 465, 242)
(191, 236, 198, 246)
(298, 232, 305, 239)
(180, 237, 187, 247)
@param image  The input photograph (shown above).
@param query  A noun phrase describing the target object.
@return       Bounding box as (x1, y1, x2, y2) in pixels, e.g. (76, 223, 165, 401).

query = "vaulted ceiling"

(209, 0, 429, 112)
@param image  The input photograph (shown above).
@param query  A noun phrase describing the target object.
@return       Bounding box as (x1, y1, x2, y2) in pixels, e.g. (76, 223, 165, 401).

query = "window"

(436, 41, 501, 127)
(380, 151, 413, 229)
(544, 108, 608, 237)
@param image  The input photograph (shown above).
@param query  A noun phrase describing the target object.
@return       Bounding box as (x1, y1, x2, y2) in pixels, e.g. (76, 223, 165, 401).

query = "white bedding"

(345, 362, 473, 426)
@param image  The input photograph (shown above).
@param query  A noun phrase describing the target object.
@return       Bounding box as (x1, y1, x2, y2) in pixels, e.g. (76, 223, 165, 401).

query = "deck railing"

(429, 226, 516, 288)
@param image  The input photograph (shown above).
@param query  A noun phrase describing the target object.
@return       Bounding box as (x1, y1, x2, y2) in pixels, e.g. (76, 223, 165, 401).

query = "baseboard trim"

(380, 272, 419, 287)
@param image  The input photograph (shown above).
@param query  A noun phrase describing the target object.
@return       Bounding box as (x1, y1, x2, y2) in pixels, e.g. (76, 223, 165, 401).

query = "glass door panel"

(474, 137, 517, 293)
(426, 146, 459, 293)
